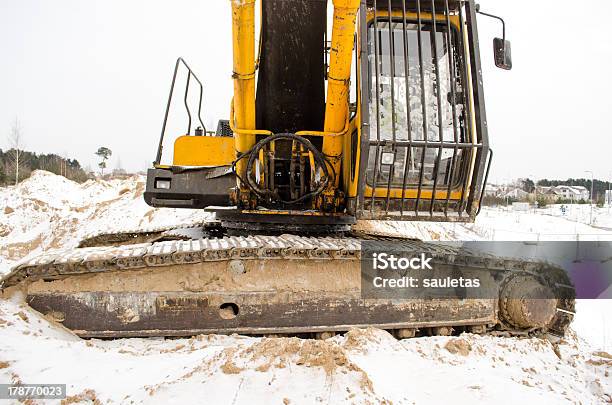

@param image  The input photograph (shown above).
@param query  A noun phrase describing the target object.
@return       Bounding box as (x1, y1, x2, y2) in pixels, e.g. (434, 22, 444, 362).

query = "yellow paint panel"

(365, 185, 463, 200)
(173, 136, 235, 167)
(366, 9, 460, 28)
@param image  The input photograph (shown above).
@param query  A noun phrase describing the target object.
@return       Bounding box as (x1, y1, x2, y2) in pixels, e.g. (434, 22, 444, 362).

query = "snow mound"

(0, 171, 212, 275)
(14, 170, 85, 207)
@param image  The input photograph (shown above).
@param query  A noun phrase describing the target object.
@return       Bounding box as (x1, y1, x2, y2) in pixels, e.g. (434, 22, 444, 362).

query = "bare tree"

(7, 118, 26, 185)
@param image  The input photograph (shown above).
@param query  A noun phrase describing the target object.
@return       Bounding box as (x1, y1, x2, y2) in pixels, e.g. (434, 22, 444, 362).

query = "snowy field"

(0, 171, 611, 404)
(473, 205, 612, 241)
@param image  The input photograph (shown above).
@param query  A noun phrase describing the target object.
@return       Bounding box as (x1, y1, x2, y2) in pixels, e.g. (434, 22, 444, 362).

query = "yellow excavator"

(1, 0, 574, 338)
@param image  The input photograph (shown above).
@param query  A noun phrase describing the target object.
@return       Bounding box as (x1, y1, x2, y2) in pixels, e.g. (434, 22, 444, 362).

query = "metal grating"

(357, 0, 491, 221)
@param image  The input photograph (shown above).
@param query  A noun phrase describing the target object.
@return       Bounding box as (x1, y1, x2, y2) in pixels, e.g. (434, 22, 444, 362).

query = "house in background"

(536, 186, 560, 204)
(486, 181, 592, 204)
(553, 185, 590, 201)
(502, 187, 529, 200)
(535, 185, 590, 202)
(484, 184, 501, 197)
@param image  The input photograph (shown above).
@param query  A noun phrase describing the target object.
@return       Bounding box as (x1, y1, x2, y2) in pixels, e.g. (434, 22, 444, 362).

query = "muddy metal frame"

(356, 0, 492, 221)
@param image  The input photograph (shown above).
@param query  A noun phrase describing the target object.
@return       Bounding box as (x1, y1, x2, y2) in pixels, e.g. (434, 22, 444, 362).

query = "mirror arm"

(475, 8, 506, 51)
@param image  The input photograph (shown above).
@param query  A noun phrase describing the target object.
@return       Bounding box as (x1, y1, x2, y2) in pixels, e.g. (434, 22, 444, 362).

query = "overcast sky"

(1, 0, 611, 183)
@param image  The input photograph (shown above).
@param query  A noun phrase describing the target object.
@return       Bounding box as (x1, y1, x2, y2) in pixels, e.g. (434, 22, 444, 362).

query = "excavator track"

(0, 235, 575, 339)
(77, 221, 221, 248)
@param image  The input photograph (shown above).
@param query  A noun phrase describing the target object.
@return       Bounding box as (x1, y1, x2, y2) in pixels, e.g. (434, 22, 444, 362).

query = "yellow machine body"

(173, 136, 235, 167)
(147, 0, 492, 224)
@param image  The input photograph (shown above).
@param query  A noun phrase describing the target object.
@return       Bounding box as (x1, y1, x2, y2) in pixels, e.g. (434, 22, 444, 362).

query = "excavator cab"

(144, 0, 498, 231)
(359, 1, 488, 221)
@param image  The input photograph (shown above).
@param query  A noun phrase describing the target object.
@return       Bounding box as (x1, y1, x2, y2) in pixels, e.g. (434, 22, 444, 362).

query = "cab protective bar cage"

(356, 0, 491, 221)
(154, 57, 207, 166)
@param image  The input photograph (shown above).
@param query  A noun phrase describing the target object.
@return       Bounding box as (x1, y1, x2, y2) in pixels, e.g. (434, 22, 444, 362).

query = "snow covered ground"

(0, 171, 212, 274)
(1, 171, 611, 404)
(472, 206, 612, 242)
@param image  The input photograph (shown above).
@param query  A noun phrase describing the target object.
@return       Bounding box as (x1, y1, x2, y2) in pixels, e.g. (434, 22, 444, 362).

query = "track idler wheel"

(499, 274, 557, 330)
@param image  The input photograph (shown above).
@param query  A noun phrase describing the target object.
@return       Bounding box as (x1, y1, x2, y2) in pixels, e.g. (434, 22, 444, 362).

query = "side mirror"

(494, 38, 512, 70)
(475, 7, 512, 71)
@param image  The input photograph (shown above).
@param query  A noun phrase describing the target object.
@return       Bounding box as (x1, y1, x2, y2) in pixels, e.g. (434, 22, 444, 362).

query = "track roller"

(431, 326, 453, 336)
(315, 331, 336, 340)
(395, 328, 417, 339)
(467, 325, 488, 334)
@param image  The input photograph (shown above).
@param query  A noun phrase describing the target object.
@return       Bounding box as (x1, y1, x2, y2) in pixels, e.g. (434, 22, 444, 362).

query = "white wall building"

(502, 188, 529, 200)
(484, 184, 502, 197)
(538, 185, 591, 201)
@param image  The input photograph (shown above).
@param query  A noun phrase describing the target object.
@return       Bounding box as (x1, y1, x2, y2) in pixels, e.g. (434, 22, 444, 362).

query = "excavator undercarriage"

(0, 226, 575, 339)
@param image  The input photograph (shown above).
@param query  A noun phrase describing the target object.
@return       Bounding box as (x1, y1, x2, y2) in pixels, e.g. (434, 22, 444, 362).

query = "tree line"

(0, 118, 117, 186)
(0, 148, 90, 186)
